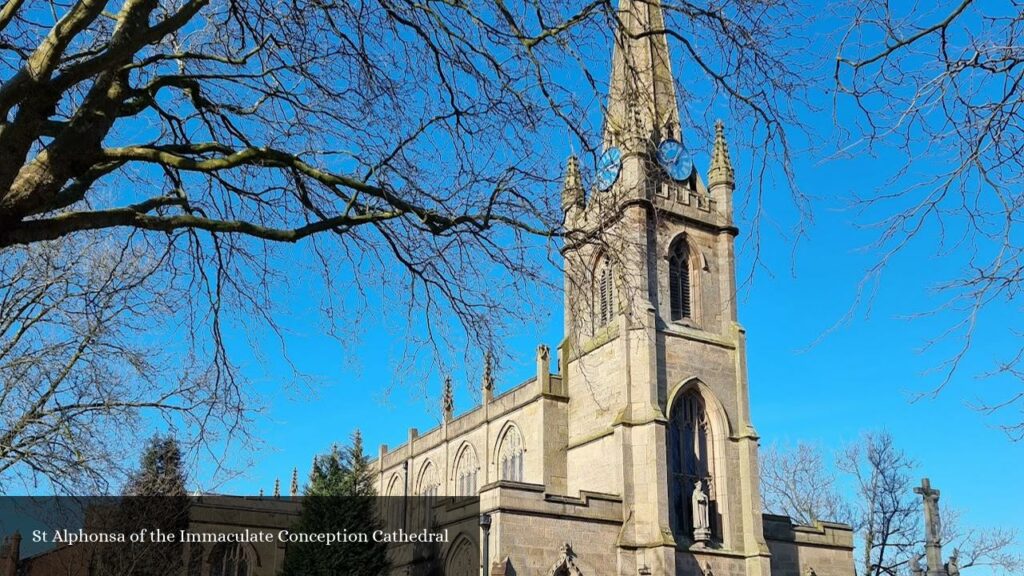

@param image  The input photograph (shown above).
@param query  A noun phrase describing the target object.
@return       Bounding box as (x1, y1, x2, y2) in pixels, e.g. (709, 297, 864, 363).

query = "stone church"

(0, 0, 856, 574)
(372, 0, 856, 575)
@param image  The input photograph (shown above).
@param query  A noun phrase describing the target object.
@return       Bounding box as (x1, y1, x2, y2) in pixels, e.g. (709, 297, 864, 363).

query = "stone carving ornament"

(692, 480, 712, 543)
(946, 549, 961, 576)
(910, 553, 924, 576)
(547, 543, 584, 576)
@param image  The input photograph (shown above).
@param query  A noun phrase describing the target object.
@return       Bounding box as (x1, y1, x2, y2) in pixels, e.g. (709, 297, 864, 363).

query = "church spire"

(603, 0, 680, 151)
(708, 119, 734, 189)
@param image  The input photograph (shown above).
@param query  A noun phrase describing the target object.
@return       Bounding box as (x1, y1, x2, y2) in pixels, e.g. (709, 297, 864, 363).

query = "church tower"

(558, 0, 771, 574)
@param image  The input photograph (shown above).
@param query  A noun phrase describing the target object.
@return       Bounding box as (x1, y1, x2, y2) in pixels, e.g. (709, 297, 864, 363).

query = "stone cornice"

(561, 197, 738, 255)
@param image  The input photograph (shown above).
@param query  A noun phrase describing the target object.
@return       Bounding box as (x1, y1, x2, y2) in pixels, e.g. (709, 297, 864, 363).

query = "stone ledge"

(763, 514, 855, 550)
(566, 427, 614, 450)
(660, 324, 737, 350)
(479, 482, 623, 524)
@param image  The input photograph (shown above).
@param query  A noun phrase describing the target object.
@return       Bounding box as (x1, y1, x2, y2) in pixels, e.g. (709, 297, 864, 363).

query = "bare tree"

(834, 0, 1024, 437)
(760, 442, 851, 526)
(942, 508, 1022, 576)
(0, 233, 248, 493)
(761, 431, 1022, 576)
(839, 431, 922, 576)
(1, 0, 814, 491)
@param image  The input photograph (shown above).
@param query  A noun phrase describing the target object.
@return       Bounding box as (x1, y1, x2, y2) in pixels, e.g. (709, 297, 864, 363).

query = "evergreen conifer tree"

(281, 430, 389, 576)
(125, 435, 188, 497)
(95, 435, 189, 576)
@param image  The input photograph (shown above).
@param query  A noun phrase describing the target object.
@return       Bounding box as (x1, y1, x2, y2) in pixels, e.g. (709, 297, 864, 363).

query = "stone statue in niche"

(691, 480, 712, 544)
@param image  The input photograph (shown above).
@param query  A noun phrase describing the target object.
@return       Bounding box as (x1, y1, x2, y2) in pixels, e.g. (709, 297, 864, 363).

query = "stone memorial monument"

(914, 478, 946, 576)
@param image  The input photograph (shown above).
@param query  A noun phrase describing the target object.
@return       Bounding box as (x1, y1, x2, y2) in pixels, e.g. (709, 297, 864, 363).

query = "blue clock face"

(596, 147, 622, 190)
(657, 139, 693, 181)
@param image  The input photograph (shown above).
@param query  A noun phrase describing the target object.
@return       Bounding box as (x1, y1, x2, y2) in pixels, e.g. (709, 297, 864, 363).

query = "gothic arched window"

(209, 543, 253, 576)
(416, 461, 441, 529)
(497, 425, 524, 482)
(187, 544, 203, 576)
(594, 255, 615, 328)
(418, 461, 440, 497)
(446, 536, 478, 576)
(454, 445, 478, 496)
(669, 239, 692, 321)
(667, 389, 718, 541)
(385, 473, 403, 529)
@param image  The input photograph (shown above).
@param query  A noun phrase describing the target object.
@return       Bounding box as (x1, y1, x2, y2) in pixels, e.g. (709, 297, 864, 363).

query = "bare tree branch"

(835, 0, 1024, 435)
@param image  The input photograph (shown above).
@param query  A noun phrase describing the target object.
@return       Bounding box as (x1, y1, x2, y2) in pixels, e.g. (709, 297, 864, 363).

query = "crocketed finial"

(482, 350, 495, 398)
(708, 119, 735, 188)
(442, 375, 454, 421)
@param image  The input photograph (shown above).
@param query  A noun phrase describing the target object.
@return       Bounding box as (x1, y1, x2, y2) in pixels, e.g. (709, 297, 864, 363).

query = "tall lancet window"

(454, 445, 478, 496)
(209, 543, 253, 576)
(418, 461, 440, 497)
(498, 425, 524, 482)
(417, 461, 441, 529)
(668, 389, 718, 541)
(385, 474, 403, 529)
(594, 255, 615, 328)
(669, 239, 692, 321)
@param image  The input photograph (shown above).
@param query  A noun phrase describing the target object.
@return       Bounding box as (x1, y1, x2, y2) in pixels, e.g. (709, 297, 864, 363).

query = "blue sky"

(211, 149, 1024, 517)
(204, 129, 1024, 559)
(187, 0, 1023, 562)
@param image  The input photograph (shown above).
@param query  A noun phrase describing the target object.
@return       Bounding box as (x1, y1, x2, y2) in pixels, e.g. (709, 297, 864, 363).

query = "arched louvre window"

(667, 390, 717, 540)
(669, 240, 692, 321)
(595, 256, 615, 327)
(498, 426, 524, 482)
(209, 543, 252, 576)
(455, 446, 478, 496)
